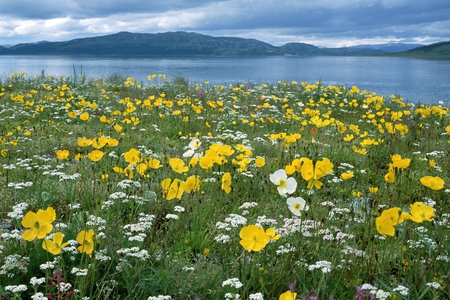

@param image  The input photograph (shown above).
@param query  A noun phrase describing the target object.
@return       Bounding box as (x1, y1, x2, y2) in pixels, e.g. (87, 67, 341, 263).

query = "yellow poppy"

(77, 229, 95, 254)
(56, 149, 69, 160)
(221, 172, 232, 194)
(21, 207, 56, 241)
(239, 225, 270, 252)
(42, 232, 69, 255)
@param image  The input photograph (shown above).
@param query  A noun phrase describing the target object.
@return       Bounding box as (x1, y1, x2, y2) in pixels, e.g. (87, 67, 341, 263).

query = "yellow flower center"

(293, 203, 302, 210)
(278, 179, 287, 188)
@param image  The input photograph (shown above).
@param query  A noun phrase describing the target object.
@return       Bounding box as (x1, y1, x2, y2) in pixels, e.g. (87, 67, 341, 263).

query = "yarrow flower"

(222, 278, 243, 289)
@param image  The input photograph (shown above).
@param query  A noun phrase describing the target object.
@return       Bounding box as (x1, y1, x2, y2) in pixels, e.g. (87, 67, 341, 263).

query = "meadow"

(0, 71, 449, 300)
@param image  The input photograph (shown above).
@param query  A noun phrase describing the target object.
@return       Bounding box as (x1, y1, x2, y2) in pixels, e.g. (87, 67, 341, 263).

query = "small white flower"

(248, 292, 264, 300)
(173, 206, 185, 212)
(5, 284, 28, 293)
(222, 278, 243, 288)
(286, 197, 309, 216)
(31, 292, 48, 300)
(30, 277, 46, 286)
(426, 281, 441, 289)
(269, 169, 297, 195)
(165, 214, 179, 220)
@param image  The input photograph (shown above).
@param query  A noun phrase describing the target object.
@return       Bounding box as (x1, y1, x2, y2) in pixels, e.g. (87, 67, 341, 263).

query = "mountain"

(1, 31, 448, 58)
(6, 31, 281, 56)
(348, 43, 423, 53)
(278, 42, 320, 55)
(392, 41, 450, 59)
(0, 46, 10, 54)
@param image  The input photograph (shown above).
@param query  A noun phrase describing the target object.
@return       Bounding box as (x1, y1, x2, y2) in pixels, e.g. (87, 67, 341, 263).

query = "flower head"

(279, 290, 297, 300)
(340, 171, 354, 180)
(299, 157, 333, 189)
(409, 202, 434, 222)
(375, 207, 410, 237)
(21, 207, 56, 241)
(124, 148, 141, 165)
(76, 229, 95, 254)
(270, 169, 297, 195)
(286, 197, 309, 216)
(239, 225, 270, 252)
(420, 176, 445, 191)
(169, 157, 189, 174)
(42, 232, 69, 255)
(222, 172, 232, 194)
(56, 150, 69, 160)
(161, 178, 184, 200)
(87, 150, 104, 162)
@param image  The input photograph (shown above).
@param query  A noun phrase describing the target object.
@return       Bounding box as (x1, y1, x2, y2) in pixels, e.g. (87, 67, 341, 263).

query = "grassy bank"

(1, 71, 449, 300)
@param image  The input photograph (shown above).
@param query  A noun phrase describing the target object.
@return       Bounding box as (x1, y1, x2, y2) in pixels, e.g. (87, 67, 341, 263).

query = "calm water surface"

(1, 55, 450, 104)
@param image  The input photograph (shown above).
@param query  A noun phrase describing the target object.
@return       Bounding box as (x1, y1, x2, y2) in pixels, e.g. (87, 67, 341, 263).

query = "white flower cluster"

(307, 260, 332, 274)
(116, 247, 150, 261)
(224, 214, 247, 228)
(148, 296, 171, 300)
(279, 217, 302, 235)
(7, 181, 33, 189)
(248, 292, 264, 300)
(341, 246, 368, 259)
(224, 293, 240, 299)
(5, 284, 27, 293)
(1, 229, 22, 241)
(165, 214, 179, 220)
(117, 179, 142, 189)
(31, 292, 48, 300)
(276, 244, 297, 255)
(7, 202, 29, 219)
(214, 233, 231, 244)
(222, 278, 243, 288)
(426, 281, 441, 289)
(360, 284, 391, 300)
(393, 285, 409, 297)
(71, 267, 89, 276)
(255, 215, 277, 227)
(238, 202, 258, 210)
(0, 254, 30, 277)
(30, 276, 46, 286)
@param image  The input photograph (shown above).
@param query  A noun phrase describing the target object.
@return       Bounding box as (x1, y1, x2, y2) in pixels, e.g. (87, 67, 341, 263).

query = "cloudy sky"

(1, 0, 449, 47)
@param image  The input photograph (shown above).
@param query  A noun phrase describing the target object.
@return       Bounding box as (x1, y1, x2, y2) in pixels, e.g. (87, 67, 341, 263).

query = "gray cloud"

(0, 0, 449, 47)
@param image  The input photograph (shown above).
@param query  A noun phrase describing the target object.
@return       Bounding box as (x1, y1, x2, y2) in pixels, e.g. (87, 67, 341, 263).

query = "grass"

(0, 71, 449, 300)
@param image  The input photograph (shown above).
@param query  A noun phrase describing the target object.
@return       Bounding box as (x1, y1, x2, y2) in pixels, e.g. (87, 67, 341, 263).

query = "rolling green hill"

(391, 41, 450, 59)
(1, 31, 448, 58)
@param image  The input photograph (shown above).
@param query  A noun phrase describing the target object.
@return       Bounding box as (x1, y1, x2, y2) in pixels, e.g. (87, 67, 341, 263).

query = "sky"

(1, 0, 450, 48)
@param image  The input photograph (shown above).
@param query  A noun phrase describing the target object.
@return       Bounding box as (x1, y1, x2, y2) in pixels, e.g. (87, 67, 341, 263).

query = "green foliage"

(0, 72, 450, 299)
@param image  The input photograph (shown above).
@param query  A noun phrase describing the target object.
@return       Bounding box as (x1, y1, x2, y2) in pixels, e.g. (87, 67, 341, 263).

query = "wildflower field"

(0, 71, 449, 300)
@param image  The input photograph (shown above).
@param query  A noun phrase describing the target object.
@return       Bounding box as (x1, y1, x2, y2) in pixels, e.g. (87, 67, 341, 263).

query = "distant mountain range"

(0, 31, 448, 58)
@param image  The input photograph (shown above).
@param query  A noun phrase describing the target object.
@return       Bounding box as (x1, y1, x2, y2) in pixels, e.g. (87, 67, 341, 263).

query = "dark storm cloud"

(1, 0, 449, 47)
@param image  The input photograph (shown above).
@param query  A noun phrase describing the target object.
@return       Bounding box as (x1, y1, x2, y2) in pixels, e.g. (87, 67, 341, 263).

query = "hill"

(0, 31, 388, 57)
(348, 43, 423, 53)
(6, 32, 281, 56)
(392, 41, 450, 59)
(1, 31, 448, 58)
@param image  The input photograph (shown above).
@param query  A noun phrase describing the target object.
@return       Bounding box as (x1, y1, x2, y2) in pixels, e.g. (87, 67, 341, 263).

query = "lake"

(1, 55, 450, 105)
